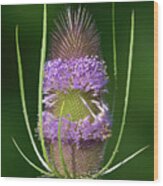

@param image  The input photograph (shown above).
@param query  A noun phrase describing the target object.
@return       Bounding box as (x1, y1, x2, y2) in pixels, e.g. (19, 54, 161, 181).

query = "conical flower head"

(42, 7, 112, 177)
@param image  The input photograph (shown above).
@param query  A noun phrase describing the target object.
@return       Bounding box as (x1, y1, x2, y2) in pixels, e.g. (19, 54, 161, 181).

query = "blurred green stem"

(112, 2, 118, 117)
(93, 10, 135, 178)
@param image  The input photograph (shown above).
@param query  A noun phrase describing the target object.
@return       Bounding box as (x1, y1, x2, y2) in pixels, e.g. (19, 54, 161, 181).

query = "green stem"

(12, 138, 54, 177)
(102, 145, 149, 175)
(58, 101, 71, 178)
(15, 25, 50, 172)
(93, 10, 135, 178)
(49, 144, 63, 177)
(38, 4, 49, 164)
(112, 2, 118, 117)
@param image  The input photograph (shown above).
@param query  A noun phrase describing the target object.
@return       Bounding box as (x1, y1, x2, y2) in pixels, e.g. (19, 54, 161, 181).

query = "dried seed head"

(50, 6, 100, 60)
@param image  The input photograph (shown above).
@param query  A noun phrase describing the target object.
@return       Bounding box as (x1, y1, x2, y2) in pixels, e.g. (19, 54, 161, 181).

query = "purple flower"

(42, 108, 111, 148)
(43, 56, 108, 94)
(42, 55, 112, 147)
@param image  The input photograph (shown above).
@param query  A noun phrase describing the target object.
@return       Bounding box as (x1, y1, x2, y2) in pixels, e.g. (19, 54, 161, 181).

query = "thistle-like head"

(41, 7, 112, 177)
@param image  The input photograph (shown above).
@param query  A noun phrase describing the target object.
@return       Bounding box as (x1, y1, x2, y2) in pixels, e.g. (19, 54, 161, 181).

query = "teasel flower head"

(42, 7, 112, 177)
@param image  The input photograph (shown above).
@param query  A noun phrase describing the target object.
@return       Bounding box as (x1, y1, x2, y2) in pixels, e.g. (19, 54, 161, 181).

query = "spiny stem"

(112, 2, 118, 118)
(38, 4, 49, 164)
(58, 101, 71, 178)
(93, 10, 135, 178)
(12, 138, 54, 177)
(102, 145, 149, 175)
(15, 25, 51, 172)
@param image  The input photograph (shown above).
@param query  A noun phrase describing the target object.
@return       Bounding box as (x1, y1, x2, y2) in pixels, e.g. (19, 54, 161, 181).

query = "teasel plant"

(13, 3, 149, 179)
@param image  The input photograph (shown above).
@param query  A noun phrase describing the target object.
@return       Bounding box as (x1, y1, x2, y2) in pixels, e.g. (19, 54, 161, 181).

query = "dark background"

(1, 1, 154, 180)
